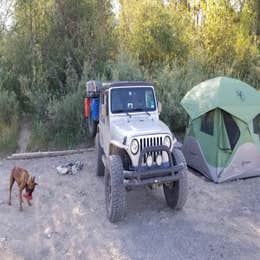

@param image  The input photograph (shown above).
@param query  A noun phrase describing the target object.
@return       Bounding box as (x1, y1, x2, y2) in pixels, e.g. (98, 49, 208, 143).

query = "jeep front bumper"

(123, 146, 185, 187)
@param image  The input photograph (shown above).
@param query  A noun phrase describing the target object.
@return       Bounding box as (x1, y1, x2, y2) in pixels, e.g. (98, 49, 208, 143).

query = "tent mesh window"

(253, 113, 260, 137)
(222, 111, 240, 150)
(200, 110, 214, 135)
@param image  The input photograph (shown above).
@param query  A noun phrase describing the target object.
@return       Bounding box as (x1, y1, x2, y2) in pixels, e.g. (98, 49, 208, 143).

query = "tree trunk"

(257, 0, 260, 35)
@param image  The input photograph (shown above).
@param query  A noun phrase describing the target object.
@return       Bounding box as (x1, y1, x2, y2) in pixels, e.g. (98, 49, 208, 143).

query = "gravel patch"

(0, 151, 260, 259)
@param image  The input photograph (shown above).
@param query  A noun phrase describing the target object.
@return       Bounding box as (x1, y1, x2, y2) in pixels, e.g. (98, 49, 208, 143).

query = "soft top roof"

(102, 81, 153, 89)
(181, 77, 260, 122)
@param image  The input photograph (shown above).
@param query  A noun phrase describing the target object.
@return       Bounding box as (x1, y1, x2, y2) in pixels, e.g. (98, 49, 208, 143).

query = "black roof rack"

(102, 81, 153, 89)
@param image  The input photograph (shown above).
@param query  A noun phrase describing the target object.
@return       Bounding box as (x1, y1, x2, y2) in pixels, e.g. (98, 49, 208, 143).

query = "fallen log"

(7, 148, 94, 160)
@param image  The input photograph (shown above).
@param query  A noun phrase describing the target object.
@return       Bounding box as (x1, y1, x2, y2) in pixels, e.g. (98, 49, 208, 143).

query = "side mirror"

(158, 102, 162, 114)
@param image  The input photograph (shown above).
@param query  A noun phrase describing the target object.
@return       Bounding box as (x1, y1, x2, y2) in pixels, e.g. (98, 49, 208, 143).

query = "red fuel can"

(84, 98, 91, 118)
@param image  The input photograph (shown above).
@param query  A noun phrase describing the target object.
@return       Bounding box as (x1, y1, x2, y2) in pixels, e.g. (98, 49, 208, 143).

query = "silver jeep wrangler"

(95, 81, 188, 222)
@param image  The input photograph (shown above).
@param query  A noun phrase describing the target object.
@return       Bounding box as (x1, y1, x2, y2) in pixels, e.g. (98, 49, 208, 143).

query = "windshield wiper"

(144, 106, 152, 116)
(145, 110, 151, 116)
(126, 112, 132, 118)
(113, 109, 132, 118)
(132, 108, 151, 116)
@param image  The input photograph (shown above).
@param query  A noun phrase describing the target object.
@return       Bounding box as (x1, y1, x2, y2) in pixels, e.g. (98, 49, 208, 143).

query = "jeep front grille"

(140, 136, 163, 150)
(139, 136, 163, 163)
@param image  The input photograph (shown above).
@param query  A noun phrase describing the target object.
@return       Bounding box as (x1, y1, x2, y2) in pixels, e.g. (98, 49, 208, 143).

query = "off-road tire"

(88, 110, 98, 138)
(105, 154, 126, 223)
(95, 133, 104, 176)
(163, 148, 188, 210)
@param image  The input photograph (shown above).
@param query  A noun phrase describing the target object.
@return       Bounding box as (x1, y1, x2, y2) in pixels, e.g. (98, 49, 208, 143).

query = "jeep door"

(99, 89, 110, 155)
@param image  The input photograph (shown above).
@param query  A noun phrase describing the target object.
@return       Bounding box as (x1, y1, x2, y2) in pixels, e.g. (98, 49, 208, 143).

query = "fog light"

(146, 155, 153, 167)
(156, 154, 162, 166)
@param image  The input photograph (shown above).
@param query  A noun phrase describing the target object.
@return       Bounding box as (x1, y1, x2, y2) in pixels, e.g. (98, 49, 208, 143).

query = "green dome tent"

(181, 77, 260, 183)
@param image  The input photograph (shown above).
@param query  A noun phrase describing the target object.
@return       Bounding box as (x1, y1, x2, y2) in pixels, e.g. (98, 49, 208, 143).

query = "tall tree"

(257, 0, 260, 35)
(118, 0, 190, 68)
(2, 0, 115, 95)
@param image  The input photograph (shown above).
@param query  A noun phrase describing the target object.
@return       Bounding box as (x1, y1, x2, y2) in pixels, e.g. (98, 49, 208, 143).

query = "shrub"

(27, 120, 49, 151)
(28, 88, 90, 150)
(152, 58, 259, 133)
(0, 122, 19, 155)
(0, 90, 19, 155)
(65, 56, 79, 93)
(151, 60, 208, 132)
(27, 88, 51, 122)
(0, 90, 18, 124)
(111, 51, 144, 81)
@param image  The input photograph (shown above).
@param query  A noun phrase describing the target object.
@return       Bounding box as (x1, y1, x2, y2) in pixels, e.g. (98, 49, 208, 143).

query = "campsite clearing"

(0, 150, 260, 259)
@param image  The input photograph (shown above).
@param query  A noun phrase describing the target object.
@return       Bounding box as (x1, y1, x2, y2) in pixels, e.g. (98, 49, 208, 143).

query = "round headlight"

(130, 139, 139, 154)
(163, 136, 172, 149)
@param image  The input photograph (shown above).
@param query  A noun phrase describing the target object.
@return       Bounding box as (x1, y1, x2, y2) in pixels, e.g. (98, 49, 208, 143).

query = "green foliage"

(111, 52, 144, 81)
(194, 0, 258, 75)
(0, 90, 18, 124)
(0, 122, 19, 156)
(257, 0, 260, 35)
(118, 0, 189, 68)
(28, 89, 90, 150)
(47, 89, 88, 147)
(0, 0, 115, 100)
(27, 88, 51, 121)
(151, 60, 208, 131)
(0, 0, 259, 150)
(27, 120, 49, 151)
(65, 56, 79, 93)
(0, 90, 19, 155)
(198, 1, 237, 67)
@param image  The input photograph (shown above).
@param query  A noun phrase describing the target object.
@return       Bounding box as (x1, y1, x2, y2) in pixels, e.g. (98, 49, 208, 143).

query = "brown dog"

(8, 167, 38, 211)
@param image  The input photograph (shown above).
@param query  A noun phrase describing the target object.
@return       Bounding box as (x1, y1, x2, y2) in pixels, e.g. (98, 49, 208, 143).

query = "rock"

(242, 207, 251, 215)
(44, 227, 52, 239)
(56, 166, 68, 175)
(0, 237, 7, 242)
(79, 191, 87, 197)
(56, 160, 84, 175)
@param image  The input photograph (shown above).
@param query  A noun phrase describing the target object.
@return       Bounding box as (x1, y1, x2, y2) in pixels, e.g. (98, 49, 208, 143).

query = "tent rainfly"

(181, 77, 260, 183)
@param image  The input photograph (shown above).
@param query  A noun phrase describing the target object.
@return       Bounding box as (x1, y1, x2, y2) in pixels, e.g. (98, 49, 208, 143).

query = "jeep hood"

(110, 116, 171, 143)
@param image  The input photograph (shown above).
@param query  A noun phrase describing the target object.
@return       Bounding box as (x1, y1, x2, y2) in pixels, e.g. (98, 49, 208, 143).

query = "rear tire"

(163, 149, 188, 210)
(95, 134, 105, 176)
(88, 110, 98, 138)
(105, 155, 126, 223)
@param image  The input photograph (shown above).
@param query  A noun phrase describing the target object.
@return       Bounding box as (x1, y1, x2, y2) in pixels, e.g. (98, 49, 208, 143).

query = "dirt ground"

(0, 150, 260, 260)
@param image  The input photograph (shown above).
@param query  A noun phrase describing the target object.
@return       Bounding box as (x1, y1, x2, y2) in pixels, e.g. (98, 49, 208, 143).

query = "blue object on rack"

(91, 98, 100, 121)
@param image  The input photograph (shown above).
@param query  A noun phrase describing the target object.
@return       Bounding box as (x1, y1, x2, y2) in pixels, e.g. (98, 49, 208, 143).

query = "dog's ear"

(32, 176, 36, 182)
(34, 182, 38, 186)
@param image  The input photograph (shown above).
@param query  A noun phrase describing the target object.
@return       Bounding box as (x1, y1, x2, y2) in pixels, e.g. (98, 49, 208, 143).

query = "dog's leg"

(19, 186, 24, 211)
(8, 175, 15, 206)
(27, 199, 32, 206)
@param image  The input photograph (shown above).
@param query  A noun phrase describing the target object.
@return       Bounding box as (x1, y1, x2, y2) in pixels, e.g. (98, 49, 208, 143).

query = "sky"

(0, 0, 14, 29)
(112, 0, 120, 14)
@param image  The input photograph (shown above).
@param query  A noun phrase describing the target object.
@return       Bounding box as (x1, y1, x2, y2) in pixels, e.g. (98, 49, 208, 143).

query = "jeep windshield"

(111, 87, 156, 114)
